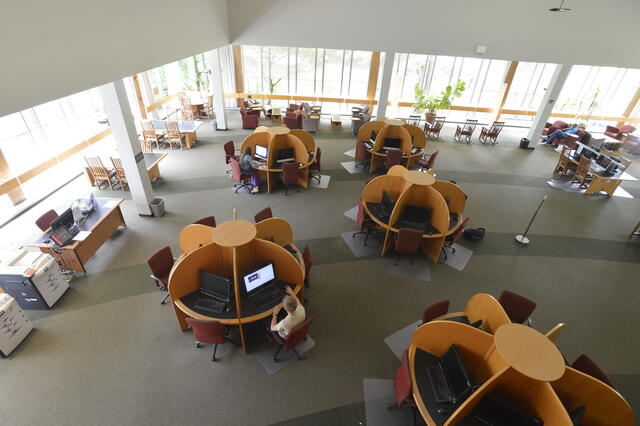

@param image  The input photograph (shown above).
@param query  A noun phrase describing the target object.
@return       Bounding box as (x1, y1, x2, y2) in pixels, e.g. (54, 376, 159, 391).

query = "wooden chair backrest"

(490, 121, 504, 135)
(141, 120, 155, 132)
(110, 157, 127, 183)
(432, 117, 446, 131)
(618, 157, 631, 171)
(408, 115, 421, 125)
(140, 139, 153, 153)
(462, 119, 478, 133)
(142, 128, 159, 141)
(576, 156, 591, 177)
(85, 156, 109, 179)
(600, 148, 613, 157)
(166, 121, 181, 137)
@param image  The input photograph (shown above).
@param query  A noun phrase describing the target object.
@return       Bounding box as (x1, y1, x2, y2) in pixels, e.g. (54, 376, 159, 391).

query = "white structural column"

(526, 64, 573, 142)
(376, 52, 396, 118)
(140, 72, 158, 119)
(208, 48, 228, 130)
(99, 80, 156, 216)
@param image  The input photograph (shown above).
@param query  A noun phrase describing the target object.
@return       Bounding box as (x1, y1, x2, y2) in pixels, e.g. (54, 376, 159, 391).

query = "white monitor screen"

(243, 263, 275, 293)
(256, 145, 268, 159)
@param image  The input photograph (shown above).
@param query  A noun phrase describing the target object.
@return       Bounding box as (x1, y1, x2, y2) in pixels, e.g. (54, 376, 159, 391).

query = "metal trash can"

(519, 138, 530, 149)
(212, 120, 218, 131)
(149, 197, 165, 217)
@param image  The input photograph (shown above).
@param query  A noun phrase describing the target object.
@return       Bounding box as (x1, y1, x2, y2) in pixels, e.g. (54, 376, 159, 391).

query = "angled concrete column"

(99, 80, 155, 216)
(208, 48, 228, 130)
(376, 52, 395, 118)
(526, 64, 572, 142)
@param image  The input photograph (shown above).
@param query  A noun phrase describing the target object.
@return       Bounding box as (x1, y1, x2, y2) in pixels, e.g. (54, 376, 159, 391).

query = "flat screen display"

(256, 145, 268, 159)
(199, 270, 231, 302)
(243, 263, 275, 294)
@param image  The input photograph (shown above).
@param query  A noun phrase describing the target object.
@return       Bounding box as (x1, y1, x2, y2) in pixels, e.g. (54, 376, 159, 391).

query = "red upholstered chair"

(542, 120, 569, 136)
(604, 125, 636, 140)
(442, 217, 470, 260)
(147, 246, 175, 304)
(284, 112, 302, 129)
(193, 216, 216, 227)
(254, 207, 273, 223)
(302, 246, 312, 287)
(280, 161, 300, 195)
(422, 299, 450, 324)
(417, 150, 439, 171)
(386, 349, 417, 423)
(230, 158, 253, 193)
(287, 103, 300, 113)
(309, 147, 321, 183)
(622, 134, 640, 155)
(558, 133, 579, 149)
(224, 141, 239, 166)
(185, 317, 236, 361)
(36, 209, 58, 232)
(240, 108, 259, 129)
(385, 149, 403, 171)
(272, 314, 315, 362)
(352, 199, 382, 246)
(571, 354, 616, 389)
(498, 290, 537, 325)
(394, 228, 423, 265)
(355, 141, 372, 169)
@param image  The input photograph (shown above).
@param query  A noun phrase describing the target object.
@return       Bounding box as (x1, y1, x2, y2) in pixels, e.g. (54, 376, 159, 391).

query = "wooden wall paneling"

(178, 224, 215, 254)
(403, 124, 426, 148)
(463, 293, 511, 334)
(254, 217, 294, 246)
(367, 52, 381, 103)
(233, 45, 245, 107)
(289, 129, 315, 153)
(132, 74, 148, 119)
(431, 180, 467, 217)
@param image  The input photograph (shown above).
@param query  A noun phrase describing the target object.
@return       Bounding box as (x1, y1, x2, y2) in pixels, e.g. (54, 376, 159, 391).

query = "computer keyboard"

(194, 298, 225, 314)
(253, 287, 284, 309)
(427, 367, 452, 403)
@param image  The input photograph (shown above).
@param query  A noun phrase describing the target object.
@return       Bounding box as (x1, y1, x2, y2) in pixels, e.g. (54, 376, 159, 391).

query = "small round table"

(212, 220, 257, 247)
(494, 323, 565, 382)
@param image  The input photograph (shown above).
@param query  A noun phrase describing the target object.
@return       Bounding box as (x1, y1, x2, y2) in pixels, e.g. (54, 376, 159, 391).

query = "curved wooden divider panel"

(289, 129, 316, 153)
(240, 131, 271, 158)
(432, 180, 466, 218)
(372, 124, 412, 154)
(179, 224, 215, 254)
(464, 293, 511, 334)
(361, 175, 406, 206)
(551, 367, 635, 426)
(255, 217, 293, 246)
(403, 123, 426, 148)
(387, 165, 407, 177)
(357, 119, 386, 142)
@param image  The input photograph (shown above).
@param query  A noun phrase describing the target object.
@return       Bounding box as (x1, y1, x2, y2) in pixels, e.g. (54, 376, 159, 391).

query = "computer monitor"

(277, 147, 295, 161)
(403, 204, 432, 223)
(381, 191, 394, 215)
(50, 208, 74, 231)
(440, 344, 474, 404)
(243, 263, 276, 296)
(383, 137, 402, 149)
(596, 155, 611, 168)
(472, 393, 543, 426)
(199, 270, 231, 302)
(255, 145, 268, 160)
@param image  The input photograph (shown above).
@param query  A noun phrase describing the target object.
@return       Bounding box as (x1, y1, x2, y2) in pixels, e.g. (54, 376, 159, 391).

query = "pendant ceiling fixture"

(550, 0, 571, 12)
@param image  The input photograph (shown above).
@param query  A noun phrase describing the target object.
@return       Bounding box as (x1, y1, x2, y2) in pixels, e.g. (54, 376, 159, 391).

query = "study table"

(26, 198, 126, 273)
(150, 120, 203, 149)
(85, 153, 167, 186)
(409, 297, 635, 425)
(555, 143, 637, 196)
(168, 211, 305, 352)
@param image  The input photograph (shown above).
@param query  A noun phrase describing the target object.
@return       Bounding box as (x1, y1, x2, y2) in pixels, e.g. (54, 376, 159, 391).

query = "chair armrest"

(605, 125, 619, 133)
(544, 122, 552, 128)
(150, 274, 167, 286)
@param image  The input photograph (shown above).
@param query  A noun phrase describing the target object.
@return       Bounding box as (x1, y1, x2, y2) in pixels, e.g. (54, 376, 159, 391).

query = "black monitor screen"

(596, 155, 611, 168)
(278, 147, 295, 160)
(381, 191, 394, 213)
(403, 205, 432, 223)
(51, 208, 74, 230)
(440, 344, 474, 403)
(473, 393, 543, 426)
(199, 270, 231, 302)
(383, 137, 402, 149)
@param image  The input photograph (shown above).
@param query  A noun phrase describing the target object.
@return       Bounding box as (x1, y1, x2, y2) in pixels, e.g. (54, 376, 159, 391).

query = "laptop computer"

(367, 191, 394, 223)
(244, 263, 290, 309)
(196, 270, 232, 314)
(426, 344, 475, 405)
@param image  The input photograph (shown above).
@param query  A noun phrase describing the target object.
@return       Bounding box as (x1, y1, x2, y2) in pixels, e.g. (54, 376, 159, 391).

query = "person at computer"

(541, 124, 587, 146)
(245, 95, 267, 118)
(240, 147, 264, 194)
(269, 286, 305, 339)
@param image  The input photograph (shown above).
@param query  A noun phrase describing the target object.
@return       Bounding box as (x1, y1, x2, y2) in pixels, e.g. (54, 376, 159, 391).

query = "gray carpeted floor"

(0, 112, 638, 425)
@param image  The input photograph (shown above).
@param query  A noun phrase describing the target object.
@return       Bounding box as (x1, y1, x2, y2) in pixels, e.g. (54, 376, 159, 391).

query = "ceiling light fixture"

(550, 0, 571, 12)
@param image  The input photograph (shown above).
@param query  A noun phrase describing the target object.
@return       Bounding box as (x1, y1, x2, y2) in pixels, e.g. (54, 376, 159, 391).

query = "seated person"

(270, 286, 305, 339)
(245, 95, 267, 118)
(240, 147, 265, 194)
(542, 123, 585, 146)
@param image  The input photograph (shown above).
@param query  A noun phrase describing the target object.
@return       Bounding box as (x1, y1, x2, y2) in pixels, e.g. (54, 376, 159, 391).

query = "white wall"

(0, 0, 229, 116)
(228, 0, 640, 69)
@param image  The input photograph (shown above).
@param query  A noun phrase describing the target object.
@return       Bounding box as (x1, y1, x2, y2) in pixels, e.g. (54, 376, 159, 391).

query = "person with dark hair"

(240, 146, 263, 193)
(542, 123, 587, 146)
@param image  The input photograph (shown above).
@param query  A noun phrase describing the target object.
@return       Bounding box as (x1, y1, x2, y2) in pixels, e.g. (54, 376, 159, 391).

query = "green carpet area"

(0, 113, 638, 425)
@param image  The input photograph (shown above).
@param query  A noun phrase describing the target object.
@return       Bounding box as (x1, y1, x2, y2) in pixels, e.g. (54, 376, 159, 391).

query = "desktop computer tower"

(0, 250, 69, 310)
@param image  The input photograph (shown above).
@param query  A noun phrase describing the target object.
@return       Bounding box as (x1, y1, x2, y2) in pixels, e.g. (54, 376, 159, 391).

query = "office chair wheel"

(195, 341, 201, 348)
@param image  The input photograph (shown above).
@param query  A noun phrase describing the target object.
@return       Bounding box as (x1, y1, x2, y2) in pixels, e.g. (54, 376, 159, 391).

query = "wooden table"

(27, 198, 126, 273)
(85, 153, 167, 186)
(150, 120, 202, 149)
(331, 114, 342, 130)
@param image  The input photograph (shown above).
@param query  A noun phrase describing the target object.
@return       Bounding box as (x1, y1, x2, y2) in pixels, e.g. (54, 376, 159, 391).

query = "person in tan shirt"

(270, 286, 305, 338)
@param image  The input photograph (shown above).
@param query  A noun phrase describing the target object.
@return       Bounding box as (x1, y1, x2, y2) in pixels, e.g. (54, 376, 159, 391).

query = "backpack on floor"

(463, 227, 485, 242)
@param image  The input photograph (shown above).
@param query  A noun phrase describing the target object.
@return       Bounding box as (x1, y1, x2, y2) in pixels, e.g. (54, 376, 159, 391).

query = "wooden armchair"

(553, 145, 578, 177)
(142, 121, 166, 150)
(165, 121, 185, 150)
(85, 156, 120, 190)
(407, 115, 421, 126)
(478, 121, 504, 144)
(454, 119, 478, 143)
(110, 157, 128, 191)
(425, 117, 445, 140)
(571, 156, 593, 189)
